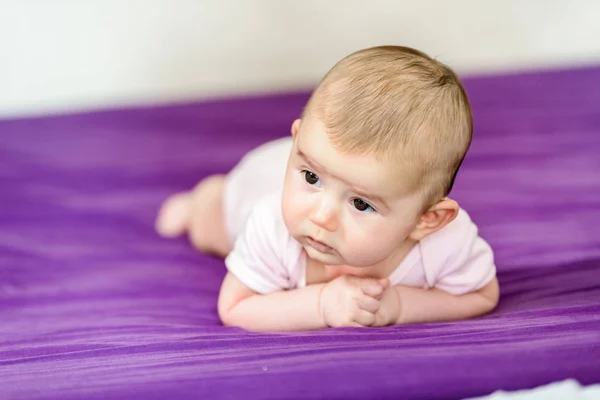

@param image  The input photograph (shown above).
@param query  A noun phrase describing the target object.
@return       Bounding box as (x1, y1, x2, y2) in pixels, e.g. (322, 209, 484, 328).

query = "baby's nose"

(309, 201, 339, 232)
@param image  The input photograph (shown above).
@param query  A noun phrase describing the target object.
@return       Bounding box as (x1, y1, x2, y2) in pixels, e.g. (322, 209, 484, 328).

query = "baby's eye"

(303, 170, 321, 187)
(353, 198, 375, 213)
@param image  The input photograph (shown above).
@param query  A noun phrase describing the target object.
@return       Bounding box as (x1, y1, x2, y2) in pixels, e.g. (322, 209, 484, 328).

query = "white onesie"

(223, 137, 496, 295)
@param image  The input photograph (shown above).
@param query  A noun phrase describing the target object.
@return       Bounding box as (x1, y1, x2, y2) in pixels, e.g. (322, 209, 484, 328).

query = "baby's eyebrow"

(296, 148, 389, 209)
(297, 149, 323, 171)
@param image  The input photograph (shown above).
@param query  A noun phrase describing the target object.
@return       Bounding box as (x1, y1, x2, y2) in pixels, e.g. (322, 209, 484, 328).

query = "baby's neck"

(306, 239, 417, 284)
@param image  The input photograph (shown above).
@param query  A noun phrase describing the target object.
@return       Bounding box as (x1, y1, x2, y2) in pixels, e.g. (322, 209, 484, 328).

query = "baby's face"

(281, 116, 424, 268)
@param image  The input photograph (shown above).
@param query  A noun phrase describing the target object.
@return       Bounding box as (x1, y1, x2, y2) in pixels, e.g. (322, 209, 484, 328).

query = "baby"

(156, 45, 499, 332)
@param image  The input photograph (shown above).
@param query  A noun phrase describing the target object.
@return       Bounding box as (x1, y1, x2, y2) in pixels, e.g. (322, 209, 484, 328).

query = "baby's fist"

(319, 275, 389, 328)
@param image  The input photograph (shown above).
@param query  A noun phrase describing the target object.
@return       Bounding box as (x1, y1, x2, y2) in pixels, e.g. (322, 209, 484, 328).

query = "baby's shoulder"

(419, 208, 485, 263)
(419, 207, 496, 294)
(249, 190, 286, 231)
(428, 208, 477, 243)
(226, 190, 305, 293)
(244, 190, 297, 254)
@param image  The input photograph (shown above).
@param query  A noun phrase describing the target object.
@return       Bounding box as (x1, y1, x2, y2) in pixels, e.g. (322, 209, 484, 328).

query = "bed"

(1, 65, 599, 399)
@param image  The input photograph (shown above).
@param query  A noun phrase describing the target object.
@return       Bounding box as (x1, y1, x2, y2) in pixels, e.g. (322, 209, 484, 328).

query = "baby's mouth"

(306, 236, 333, 253)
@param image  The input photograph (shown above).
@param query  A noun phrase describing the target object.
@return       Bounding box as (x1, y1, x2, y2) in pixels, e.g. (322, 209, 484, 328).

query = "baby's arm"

(218, 272, 326, 331)
(218, 272, 390, 332)
(378, 213, 499, 326)
(377, 278, 499, 326)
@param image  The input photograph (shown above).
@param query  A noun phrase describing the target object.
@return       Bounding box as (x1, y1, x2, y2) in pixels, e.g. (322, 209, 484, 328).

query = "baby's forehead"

(296, 124, 421, 198)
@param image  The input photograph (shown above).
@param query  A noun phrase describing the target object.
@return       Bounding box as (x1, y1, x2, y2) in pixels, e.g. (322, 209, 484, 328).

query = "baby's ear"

(409, 199, 459, 241)
(291, 119, 301, 138)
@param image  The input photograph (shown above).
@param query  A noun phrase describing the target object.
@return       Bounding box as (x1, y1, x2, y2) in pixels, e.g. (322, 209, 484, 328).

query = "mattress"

(1, 65, 599, 399)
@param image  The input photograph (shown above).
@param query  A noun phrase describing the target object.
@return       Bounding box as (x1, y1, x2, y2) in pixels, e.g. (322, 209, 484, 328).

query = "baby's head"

(282, 45, 473, 268)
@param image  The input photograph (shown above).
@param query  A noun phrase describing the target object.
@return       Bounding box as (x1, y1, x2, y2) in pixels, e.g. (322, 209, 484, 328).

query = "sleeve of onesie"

(224, 193, 293, 294)
(420, 209, 497, 296)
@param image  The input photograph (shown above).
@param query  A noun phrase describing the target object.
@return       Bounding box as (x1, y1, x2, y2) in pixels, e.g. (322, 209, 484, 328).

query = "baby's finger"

(373, 309, 392, 328)
(361, 279, 385, 299)
(378, 278, 391, 289)
(357, 295, 381, 313)
(353, 309, 376, 327)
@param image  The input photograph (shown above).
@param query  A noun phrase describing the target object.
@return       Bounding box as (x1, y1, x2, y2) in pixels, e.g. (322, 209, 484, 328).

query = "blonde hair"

(303, 45, 473, 210)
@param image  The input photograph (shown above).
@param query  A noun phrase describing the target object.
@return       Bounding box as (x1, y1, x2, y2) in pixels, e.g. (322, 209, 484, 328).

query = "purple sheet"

(2, 66, 600, 400)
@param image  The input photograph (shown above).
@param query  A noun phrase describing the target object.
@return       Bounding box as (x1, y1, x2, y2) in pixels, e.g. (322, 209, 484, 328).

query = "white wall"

(1, 0, 600, 118)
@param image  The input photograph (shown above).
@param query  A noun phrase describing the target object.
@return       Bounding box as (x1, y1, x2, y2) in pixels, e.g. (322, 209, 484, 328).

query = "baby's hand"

(372, 285, 402, 327)
(319, 275, 390, 328)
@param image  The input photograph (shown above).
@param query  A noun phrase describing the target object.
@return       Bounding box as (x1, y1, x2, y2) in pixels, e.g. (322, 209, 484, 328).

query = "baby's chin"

(301, 241, 377, 268)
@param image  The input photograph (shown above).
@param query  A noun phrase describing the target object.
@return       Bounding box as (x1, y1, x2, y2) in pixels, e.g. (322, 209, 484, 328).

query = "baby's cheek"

(281, 194, 294, 221)
(348, 223, 393, 254)
(281, 191, 304, 231)
(342, 225, 373, 252)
